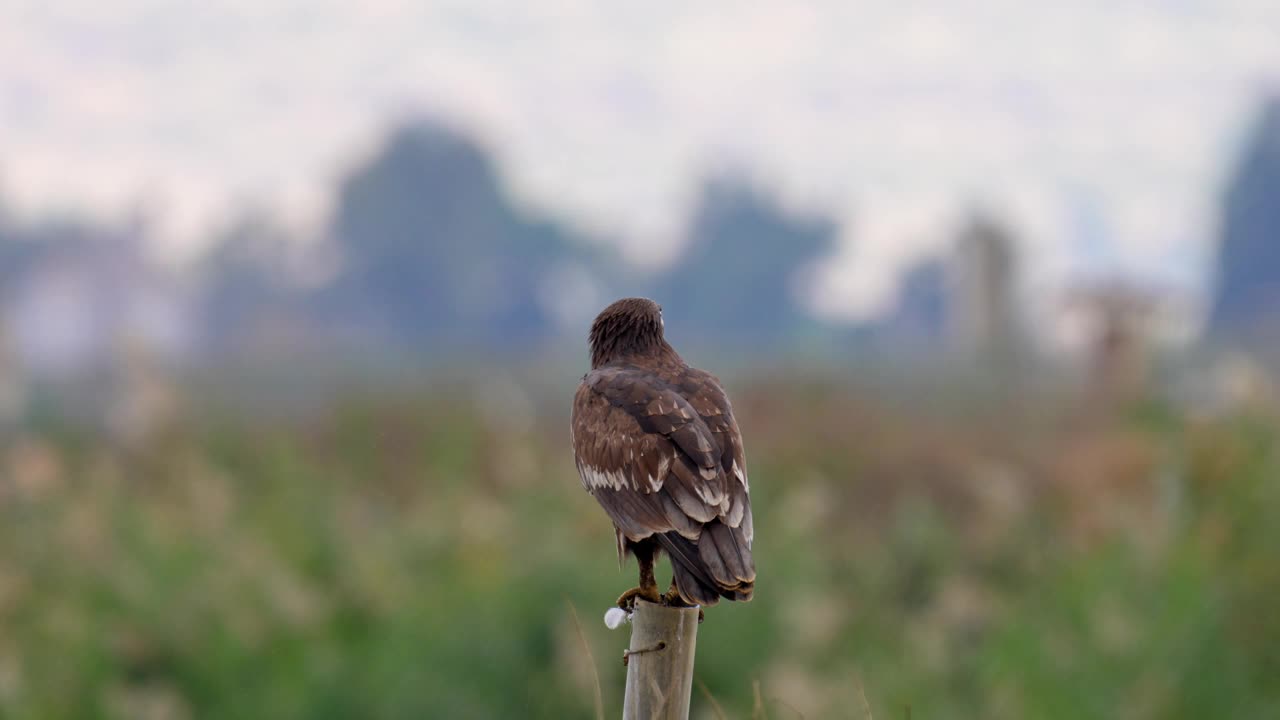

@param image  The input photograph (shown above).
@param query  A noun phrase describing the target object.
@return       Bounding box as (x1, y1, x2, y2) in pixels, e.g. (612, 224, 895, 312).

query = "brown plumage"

(571, 297, 755, 608)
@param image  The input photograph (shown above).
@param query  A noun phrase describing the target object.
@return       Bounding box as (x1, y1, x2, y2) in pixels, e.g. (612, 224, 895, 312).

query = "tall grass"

(0, 383, 1276, 718)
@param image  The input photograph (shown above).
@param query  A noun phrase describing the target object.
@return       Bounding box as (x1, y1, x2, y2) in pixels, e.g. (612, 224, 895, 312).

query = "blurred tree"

(874, 257, 949, 351)
(317, 121, 583, 350)
(1210, 98, 1280, 343)
(653, 178, 836, 348)
(196, 211, 302, 355)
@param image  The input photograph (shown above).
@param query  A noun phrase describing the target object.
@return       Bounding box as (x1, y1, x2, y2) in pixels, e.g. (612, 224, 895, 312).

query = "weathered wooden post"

(620, 600, 700, 720)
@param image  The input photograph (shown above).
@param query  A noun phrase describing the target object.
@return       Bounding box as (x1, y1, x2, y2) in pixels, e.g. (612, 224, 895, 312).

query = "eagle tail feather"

(670, 553, 723, 606)
(658, 521, 755, 607)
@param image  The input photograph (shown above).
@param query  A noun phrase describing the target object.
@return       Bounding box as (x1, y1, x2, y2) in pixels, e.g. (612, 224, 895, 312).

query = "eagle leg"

(616, 543, 662, 611)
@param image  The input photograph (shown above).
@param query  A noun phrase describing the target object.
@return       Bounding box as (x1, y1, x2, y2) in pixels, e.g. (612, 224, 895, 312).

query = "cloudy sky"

(2, 0, 1278, 321)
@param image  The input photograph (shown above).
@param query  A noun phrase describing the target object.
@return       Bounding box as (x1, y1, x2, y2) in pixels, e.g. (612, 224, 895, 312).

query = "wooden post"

(622, 600, 700, 720)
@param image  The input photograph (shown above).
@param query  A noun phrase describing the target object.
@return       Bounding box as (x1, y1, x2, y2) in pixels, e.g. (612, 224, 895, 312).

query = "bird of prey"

(571, 297, 755, 610)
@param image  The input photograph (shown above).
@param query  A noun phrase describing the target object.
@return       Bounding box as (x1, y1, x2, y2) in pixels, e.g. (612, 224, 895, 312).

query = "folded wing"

(571, 365, 755, 605)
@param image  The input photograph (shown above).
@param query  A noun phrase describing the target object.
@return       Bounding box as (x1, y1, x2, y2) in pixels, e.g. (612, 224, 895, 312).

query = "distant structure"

(950, 214, 1021, 363)
(1209, 98, 1280, 345)
(107, 334, 179, 448)
(1063, 282, 1160, 406)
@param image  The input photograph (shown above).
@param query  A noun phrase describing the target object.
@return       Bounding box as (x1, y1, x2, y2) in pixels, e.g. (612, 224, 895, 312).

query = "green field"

(1, 378, 1277, 718)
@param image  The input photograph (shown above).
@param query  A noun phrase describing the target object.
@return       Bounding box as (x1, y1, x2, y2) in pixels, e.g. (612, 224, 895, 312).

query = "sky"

(2, 0, 1279, 323)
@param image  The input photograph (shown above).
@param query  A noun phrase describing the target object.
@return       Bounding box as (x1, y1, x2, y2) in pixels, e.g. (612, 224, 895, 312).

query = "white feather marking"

(580, 464, 628, 491)
(696, 483, 725, 506)
(655, 454, 670, 490)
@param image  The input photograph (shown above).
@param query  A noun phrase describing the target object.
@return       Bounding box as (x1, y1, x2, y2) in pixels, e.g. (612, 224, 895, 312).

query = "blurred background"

(3, 2, 1280, 718)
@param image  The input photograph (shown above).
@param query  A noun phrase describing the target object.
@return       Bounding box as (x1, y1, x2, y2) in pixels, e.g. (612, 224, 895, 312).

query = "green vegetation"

(0, 383, 1277, 719)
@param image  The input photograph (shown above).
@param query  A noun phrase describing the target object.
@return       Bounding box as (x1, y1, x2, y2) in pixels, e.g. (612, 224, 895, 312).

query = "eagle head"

(588, 297, 668, 368)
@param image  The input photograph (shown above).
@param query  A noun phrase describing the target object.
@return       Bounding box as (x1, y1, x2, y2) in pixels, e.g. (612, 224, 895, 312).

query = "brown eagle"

(571, 297, 755, 609)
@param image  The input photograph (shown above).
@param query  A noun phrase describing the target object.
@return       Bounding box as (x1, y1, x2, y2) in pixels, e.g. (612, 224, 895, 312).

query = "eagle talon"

(617, 585, 661, 611)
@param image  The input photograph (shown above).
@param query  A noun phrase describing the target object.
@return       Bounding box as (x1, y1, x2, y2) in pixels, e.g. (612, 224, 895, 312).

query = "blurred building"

(949, 215, 1021, 364)
(0, 216, 191, 376)
(1209, 97, 1280, 346)
(107, 335, 180, 447)
(1064, 282, 1160, 406)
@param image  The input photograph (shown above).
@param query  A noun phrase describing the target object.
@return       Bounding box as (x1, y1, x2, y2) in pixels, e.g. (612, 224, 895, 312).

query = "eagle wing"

(675, 367, 753, 542)
(571, 364, 755, 604)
